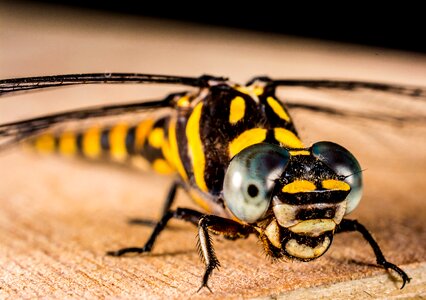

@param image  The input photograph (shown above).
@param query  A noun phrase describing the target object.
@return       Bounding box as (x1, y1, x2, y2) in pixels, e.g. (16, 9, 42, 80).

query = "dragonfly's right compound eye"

(223, 143, 290, 223)
(312, 141, 363, 215)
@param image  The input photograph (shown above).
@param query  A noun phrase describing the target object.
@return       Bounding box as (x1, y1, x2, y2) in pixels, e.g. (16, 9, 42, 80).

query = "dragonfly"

(1, 73, 425, 291)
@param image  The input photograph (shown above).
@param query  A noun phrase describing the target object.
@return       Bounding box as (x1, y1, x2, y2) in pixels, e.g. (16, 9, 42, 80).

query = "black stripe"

(126, 126, 136, 154)
(76, 132, 83, 154)
(101, 128, 110, 151)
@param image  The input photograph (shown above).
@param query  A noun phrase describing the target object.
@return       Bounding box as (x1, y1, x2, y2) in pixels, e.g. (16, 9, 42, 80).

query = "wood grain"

(0, 2, 425, 299)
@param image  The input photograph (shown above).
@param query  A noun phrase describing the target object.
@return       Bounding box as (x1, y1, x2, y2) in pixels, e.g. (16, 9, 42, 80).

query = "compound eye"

(312, 141, 363, 214)
(223, 143, 290, 223)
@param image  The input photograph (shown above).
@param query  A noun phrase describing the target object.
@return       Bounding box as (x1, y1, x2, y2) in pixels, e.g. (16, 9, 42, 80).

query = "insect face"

(223, 142, 363, 260)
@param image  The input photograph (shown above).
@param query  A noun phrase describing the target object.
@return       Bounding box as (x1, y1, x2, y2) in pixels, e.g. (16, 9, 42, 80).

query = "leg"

(336, 219, 410, 289)
(107, 207, 202, 256)
(196, 215, 254, 292)
(128, 181, 179, 226)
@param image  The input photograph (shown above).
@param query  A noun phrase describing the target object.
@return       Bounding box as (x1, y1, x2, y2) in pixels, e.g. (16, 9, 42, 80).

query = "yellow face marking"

(109, 123, 128, 161)
(289, 150, 310, 156)
(289, 219, 336, 237)
(285, 236, 331, 259)
(82, 127, 101, 159)
(229, 96, 246, 124)
(148, 127, 164, 149)
(59, 132, 76, 156)
(282, 180, 316, 194)
(186, 102, 208, 192)
(168, 118, 188, 180)
(267, 96, 290, 122)
(322, 179, 350, 191)
(152, 159, 174, 174)
(274, 128, 304, 148)
(177, 95, 190, 108)
(35, 133, 55, 154)
(228, 128, 267, 158)
(135, 119, 154, 150)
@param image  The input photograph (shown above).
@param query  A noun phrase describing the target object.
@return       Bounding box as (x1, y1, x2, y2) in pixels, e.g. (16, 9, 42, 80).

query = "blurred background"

(4, 1, 426, 53)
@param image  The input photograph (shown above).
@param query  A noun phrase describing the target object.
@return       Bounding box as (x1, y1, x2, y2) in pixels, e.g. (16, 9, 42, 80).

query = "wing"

(0, 96, 179, 151)
(0, 72, 229, 151)
(267, 80, 426, 177)
(0, 73, 227, 96)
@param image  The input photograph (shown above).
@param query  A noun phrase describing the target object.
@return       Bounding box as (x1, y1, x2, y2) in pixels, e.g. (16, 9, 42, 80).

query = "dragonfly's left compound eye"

(223, 143, 290, 223)
(312, 141, 363, 215)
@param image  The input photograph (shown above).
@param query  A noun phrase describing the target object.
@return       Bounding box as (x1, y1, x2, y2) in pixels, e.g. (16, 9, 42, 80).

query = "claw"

(197, 283, 213, 293)
(383, 261, 411, 289)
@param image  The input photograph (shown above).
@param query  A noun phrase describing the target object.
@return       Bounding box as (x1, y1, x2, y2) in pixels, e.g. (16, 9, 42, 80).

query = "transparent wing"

(0, 73, 226, 96)
(274, 83, 426, 185)
(0, 96, 176, 151)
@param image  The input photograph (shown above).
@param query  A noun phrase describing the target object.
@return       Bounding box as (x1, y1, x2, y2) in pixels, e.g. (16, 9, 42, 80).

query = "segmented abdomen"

(27, 116, 177, 175)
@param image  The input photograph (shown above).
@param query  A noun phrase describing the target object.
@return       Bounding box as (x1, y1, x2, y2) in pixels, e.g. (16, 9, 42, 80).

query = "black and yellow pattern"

(2, 72, 413, 291)
(29, 82, 304, 212)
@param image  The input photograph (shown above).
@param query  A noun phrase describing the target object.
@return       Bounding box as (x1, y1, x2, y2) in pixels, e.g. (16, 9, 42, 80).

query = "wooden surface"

(1, 2, 426, 299)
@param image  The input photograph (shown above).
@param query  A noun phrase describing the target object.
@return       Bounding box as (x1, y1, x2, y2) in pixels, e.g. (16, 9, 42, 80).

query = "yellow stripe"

(82, 126, 101, 159)
(35, 133, 55, 154)
(274, 128, 304, 148)
(168, 118, 187, 180)
(148, 127, 164, 149)
(289, 150, 310, 156)
(282, 180, 316, 193)
(322, 179, 350, 191)
(109, 123, 128, 161)
(134, 119, 154, 151)
(228, 128, 267, 158)
(152, 159, 175, 174)
(59, 132, 76, 156)
(186, 102, 208, 192)
(267, 96, 290, 122)
(229, 96, 246, 124)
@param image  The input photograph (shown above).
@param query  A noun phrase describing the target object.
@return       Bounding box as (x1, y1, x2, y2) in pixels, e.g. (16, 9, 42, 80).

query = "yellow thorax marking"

(229, 96, 246, 124)
(228, 128, 267, 158)
(322, 179, 350, 191)
(135, 119, 154, 150)
(109, 123, 128, 161)
(83, 126, 101, 159)
(148, 127, 164, 149)
(168, 118, 187, 180)
(235, 85, 264, 96)
(282, 180, 316, 193)
(186, 102, 208, 192)
(35, 133, 55, 154)
(177, 95, 190, 108)
(59, 132, 76, 156)
(274, 128, 304, 148)
(267, 96, 290, 122)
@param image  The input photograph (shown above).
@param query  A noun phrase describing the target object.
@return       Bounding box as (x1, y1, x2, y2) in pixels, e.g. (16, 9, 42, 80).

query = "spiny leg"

(196, 215, 254, 292)
(128, 181, 179, 227)
(336, 219, 410, 289)
(107, 207, 203, 256)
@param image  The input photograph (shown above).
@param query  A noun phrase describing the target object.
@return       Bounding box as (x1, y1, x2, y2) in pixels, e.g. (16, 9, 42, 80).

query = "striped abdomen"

(28, 116, 177, 175)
